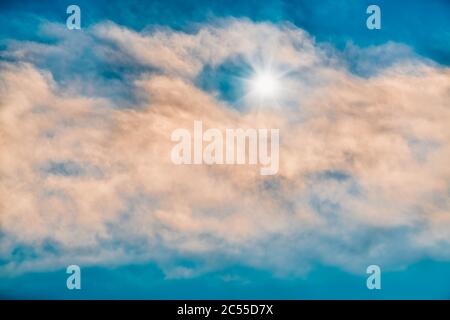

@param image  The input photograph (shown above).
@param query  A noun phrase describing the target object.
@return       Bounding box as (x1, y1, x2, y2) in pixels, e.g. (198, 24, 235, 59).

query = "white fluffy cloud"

(0, 19, 449, 277)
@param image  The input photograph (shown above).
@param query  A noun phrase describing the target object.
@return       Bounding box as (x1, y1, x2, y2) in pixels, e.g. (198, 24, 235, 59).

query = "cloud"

(0, 19, 449, 277)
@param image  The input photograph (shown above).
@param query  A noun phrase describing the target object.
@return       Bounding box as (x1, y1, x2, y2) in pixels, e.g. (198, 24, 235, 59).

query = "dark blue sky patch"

(195, 57, 253, 109)
(41, 160, 86, 176)
(40, 160, 105, 179)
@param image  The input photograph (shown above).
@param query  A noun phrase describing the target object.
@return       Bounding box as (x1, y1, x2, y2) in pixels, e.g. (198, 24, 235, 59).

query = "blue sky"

(2, 260, 450, 299)
(0, 0, 449, 299)
(1, 0, 449, 64)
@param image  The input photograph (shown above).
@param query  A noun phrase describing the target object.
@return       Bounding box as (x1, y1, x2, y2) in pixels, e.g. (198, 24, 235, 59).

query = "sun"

(239, 63, 290, 108)
(250, 71, 280, 99)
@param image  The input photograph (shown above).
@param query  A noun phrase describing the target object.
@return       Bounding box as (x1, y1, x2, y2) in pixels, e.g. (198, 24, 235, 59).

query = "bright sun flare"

(251, 72, 279, 99)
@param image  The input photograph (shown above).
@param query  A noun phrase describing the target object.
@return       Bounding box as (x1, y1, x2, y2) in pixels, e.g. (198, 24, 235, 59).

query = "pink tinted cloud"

(0, 20, 449, 276)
